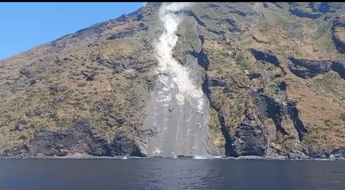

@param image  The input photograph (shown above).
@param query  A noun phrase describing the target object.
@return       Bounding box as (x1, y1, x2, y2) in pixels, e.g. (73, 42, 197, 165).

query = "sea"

(0, 158, 344, 190)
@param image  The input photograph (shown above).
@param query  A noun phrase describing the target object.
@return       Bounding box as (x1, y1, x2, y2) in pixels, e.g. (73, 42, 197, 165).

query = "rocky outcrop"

(89, 53, 154, 74)
(289, 7, 323, 19)
(89, 53, 132, 74)
(308, 2, 331, 13)
(207, 77, 227, 87)
(316, 2, 330, 13)
(181, 10, 206, 27)
(19, 68, 33, 78)
(247, 72, 261, 80)
(201, 74, 235, 156)
(1, 119, 145, 157)
(13, 122, 30, 132)
(288, 57, 332, 78)
(207, 28, 226, 35)
(221, 18, 241, 33)
(286, 101, 308, 141)
(107, 30, 135, 40)
(48, 85, 68, 95)
(1, 144, 30, 157)
(307, 147, 345, 160)
(29, 119, 111, 156)
(287, 58, 345, 79)
(250, 88, 307, 153)
(112, 131, 145, 156)
(252, 89, 289, 136)
(273, 2, 284, 9)
(332, 16, 345, 54)
(249, 49, 280, 67)
(232, 107, 268, 156)
(307, 149, 330, 159)
(252, 34, 268, 44)
(330, 147, 345, 160)
(81, 70, 97, 81)
(331, 61, 345, 79)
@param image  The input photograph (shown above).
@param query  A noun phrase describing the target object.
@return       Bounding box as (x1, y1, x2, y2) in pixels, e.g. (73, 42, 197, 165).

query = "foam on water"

(193, 156, 212, 159)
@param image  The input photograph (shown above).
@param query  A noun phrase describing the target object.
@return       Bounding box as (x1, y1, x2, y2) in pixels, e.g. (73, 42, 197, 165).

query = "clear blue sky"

(0, 2, 146, 60)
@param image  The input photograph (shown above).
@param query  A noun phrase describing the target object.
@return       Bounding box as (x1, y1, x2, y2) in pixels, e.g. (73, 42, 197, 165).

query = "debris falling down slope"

(141, 2, 210, 157)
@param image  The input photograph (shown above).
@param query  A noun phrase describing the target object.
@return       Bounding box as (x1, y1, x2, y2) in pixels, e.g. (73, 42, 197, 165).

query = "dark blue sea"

(0, 159, 344, 190)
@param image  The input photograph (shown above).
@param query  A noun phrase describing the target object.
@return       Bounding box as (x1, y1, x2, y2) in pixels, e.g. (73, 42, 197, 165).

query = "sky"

(0, 2, 146, 60)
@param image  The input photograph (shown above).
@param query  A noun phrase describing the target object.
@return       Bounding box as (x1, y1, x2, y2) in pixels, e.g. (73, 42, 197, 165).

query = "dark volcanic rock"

(252, 35, 268, 44)
(71, 22, 107, 39)
(201, 74, 235, 156)
(29, 119, 111, 156)
(278, 81, 287, 91)
(330, 147, 345, 160)
(48, 85, 68, 95)
(14, 123, 29, 132)
(52, 97, 65, 106)
(286, 153, 303, 160)
(249, 48, 280, 67)
(113, 58, 132, 74)
(289, 7, 323, 19)
(111, 131, 146, 157)
(317, 2, 330, 13)
(176, 155, 193, 158)
(247, 72, 261, 80)
(308, 150, 330, 159)
(81, 70, 97, 81)
(288, 57, 332, 78)
(89, 53, 134, 74)
(273, 2, 284, 9)
(252, 89, 307, 142)
(286, 101, 308, 141)
(331, 61, 345, 79)
(1, 144, 30, 157)
(90, 53, 114, 68)
(225, 5, 248, 17)
(207, 77, 227, 87)
(207, 28, 226, 35)
(252, 89, 289, 135)
(107, 30, 135, 40)
(332, 16, 345, 54)
(2, 119, 146, 157)
(107, 117, 125, 128)
(307, 147, 345, 160)
(29, 79, 36, 86)
(13, 120, 30, 131)
(232, 108, 268, 156)
(181, 10, 206, 27)
(221, 18, 241, 33)
(19, 68, 33, 78)
(333, 16, 345, 28)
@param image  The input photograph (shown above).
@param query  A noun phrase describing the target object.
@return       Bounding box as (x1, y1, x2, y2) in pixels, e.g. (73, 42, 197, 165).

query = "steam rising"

(154, 2, 204, 111)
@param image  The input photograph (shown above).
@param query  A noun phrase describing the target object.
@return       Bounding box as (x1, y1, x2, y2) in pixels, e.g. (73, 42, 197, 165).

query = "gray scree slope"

(141, 72, 210, 157)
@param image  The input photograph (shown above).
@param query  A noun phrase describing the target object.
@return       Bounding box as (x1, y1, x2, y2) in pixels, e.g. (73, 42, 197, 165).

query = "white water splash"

(193, 156, 209, 159)
(154, 2, 204, 110)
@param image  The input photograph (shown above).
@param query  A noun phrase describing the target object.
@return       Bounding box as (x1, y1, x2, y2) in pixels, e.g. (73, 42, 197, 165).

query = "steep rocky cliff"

(1, 2, 345, 159)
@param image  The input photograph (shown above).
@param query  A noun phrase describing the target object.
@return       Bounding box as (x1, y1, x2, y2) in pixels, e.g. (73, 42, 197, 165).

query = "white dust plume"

(154, 2, 204, 111)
